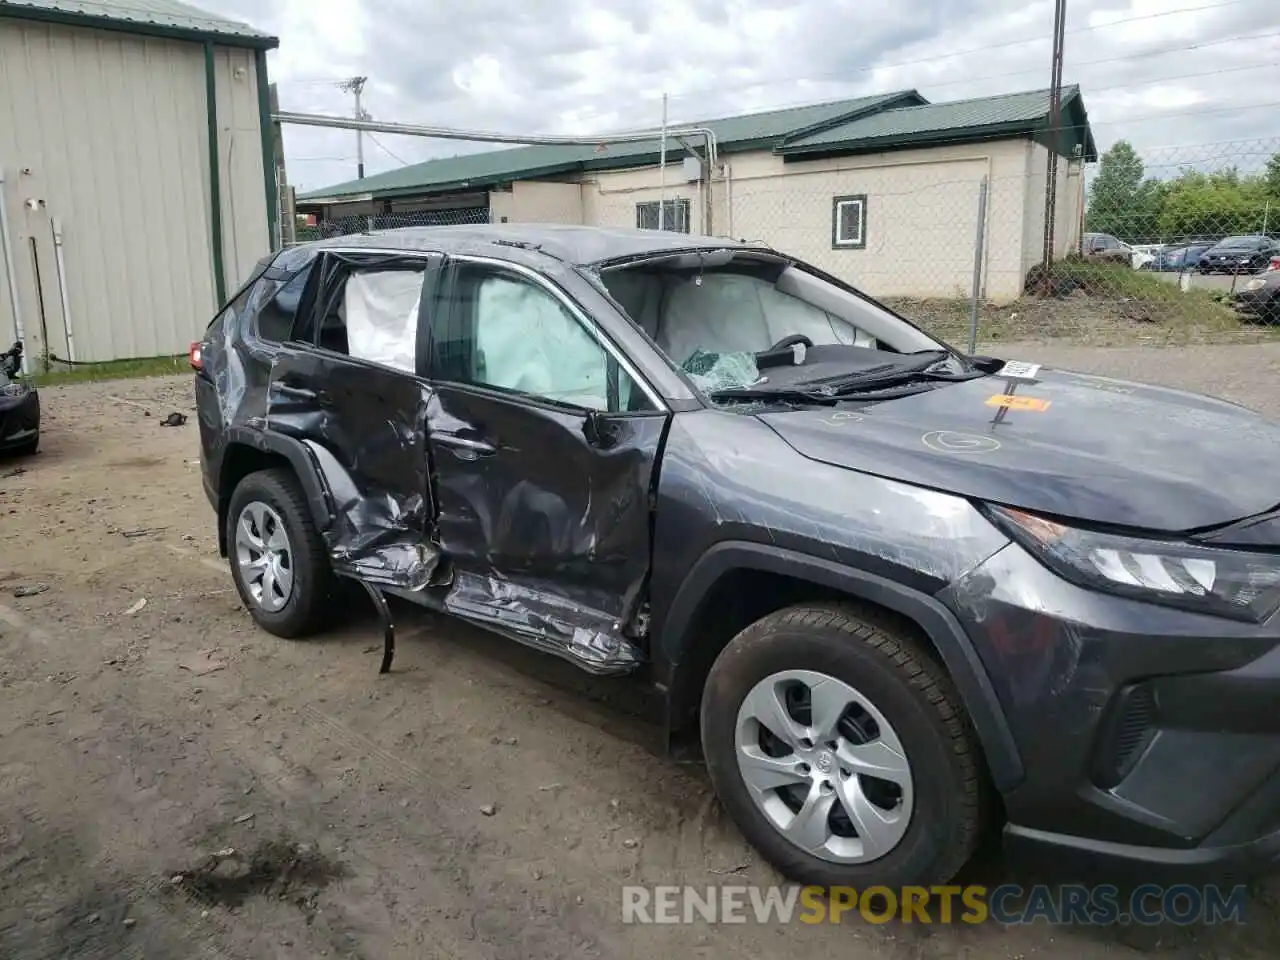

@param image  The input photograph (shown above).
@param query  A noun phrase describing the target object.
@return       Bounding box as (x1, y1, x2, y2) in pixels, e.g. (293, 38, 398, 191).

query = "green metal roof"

(301, 85, 1098, 204)
(300, 91, 925, 202)
(0, 0, 278, 49)
(780, 85, 1096, 161)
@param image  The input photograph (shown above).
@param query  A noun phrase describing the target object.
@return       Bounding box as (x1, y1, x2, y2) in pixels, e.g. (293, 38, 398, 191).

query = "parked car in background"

(1127, 244, 1160, 270)
(1233, 269, 1280, 324)
(1142, 242, 1215, 272)
(1082, 232, 1135, 266)
(1198, 236, 1278, 274)
(197, 224, 1280, 890)
(0, 341, 39, 456)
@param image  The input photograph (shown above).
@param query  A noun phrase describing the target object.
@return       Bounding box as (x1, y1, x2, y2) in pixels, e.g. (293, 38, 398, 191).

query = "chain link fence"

(290, 137, 1280, 348)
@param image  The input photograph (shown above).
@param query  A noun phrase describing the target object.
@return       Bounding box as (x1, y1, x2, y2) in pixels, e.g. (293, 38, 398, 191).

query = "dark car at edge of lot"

(1198, 235, 1279, 274)
(0, 341, 39, 456)
(1141, 241, 1214, 272)
(193, 224, 1280, 891)
(1233, 268, 1280, 324)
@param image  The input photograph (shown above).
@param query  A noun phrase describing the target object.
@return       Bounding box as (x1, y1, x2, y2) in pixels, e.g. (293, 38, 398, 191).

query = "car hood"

(756, 365, 1280, 533)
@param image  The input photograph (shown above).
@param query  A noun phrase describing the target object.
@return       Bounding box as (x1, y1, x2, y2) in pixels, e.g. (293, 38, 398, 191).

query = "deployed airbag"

(343, 269, 425, 373)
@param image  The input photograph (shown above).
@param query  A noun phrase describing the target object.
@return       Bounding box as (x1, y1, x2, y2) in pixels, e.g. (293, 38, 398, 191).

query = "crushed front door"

(425, 260, 669, 674)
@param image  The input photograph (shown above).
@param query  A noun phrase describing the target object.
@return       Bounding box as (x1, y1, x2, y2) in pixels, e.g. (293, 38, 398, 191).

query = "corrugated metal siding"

(0, 18, 268, 361)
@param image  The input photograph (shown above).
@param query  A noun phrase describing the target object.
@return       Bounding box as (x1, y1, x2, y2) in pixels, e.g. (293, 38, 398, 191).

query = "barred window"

(636, 199, 690, 233)
(832, 195, 868, 249)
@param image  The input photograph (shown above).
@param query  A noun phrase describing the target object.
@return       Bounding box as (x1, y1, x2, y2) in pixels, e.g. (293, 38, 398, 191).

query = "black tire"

(700, 603, 986, 889)
(225, 468, 339, 638)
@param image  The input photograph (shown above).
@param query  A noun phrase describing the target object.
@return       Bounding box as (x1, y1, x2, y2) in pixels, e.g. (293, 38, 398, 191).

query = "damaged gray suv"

(196, 224, 1280, 890)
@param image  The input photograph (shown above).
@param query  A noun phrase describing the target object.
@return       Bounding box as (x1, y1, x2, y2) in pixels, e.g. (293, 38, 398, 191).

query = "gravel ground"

(2, 346, 1279, 960)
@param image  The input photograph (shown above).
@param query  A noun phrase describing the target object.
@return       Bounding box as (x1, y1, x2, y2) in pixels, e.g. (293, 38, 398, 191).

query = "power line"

(367, 133, 410, 165)
(651, 59, 1279, 133)
(642, 0, 1262, 109)
(557, 30, 1278, 137)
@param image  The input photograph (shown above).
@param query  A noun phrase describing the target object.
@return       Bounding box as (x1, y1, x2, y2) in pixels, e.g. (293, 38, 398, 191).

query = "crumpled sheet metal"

(423, 385, 662, 674)
(264, 352, 440, 593)
(443, 571, 642, 675)
(302, 440, 439, 591)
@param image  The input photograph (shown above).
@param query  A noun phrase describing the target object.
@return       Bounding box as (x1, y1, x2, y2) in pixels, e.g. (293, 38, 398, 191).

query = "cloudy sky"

(201, 0, 1280, 192)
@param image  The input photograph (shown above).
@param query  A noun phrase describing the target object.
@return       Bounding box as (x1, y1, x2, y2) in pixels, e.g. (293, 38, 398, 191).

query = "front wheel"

(226, 468, 339, 638)
(700, 604, 986, 888)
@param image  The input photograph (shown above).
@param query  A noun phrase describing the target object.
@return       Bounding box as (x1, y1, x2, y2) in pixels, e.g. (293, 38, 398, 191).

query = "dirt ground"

(4, 343, 1280, 959)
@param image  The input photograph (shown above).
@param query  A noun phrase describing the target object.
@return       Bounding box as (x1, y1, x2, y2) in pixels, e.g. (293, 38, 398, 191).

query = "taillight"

(1268, 256, 1280, 273)
(189, 341, 204, 371)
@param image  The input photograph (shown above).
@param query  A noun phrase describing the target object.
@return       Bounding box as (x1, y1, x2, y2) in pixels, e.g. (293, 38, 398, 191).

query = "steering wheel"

(765, 334, 813, 353)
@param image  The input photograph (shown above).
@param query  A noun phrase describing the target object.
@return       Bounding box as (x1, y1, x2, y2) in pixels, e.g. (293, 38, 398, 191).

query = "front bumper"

(941, 541, 1280, 880)
(0, 389, 40, 450)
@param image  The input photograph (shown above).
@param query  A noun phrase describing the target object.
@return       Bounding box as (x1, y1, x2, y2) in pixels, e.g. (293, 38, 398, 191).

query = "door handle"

(274, 383, 333, 407)
(435, 434, 497, 459)
(275, 383, 318, 401)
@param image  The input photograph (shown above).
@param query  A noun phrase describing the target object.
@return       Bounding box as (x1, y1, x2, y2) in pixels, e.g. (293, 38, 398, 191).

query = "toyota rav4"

(195, 224, 1280, 889)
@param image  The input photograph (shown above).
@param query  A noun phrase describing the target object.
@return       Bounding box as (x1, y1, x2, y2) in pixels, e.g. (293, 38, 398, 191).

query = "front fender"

(658, 540, 1024, 792)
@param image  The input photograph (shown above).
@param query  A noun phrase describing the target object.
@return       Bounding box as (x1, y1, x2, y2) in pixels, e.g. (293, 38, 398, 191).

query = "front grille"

(1092, 683, 1158, 789)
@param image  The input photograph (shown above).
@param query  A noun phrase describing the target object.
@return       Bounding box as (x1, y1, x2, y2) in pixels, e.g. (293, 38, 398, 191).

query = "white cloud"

(200, 0, 1280, 191)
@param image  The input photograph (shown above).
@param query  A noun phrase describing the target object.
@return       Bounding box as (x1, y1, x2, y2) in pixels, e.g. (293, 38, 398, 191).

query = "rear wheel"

(700, 603, 985, 888)
(226, 468, 338, 638)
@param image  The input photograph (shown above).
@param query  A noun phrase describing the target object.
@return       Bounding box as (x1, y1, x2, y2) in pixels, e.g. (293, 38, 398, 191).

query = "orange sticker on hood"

(986, 394, 1051, 412)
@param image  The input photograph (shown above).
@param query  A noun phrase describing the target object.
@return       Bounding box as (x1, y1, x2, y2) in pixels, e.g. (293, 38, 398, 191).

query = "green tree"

(1264, 152, 1280, 199)
(1087, 140, 1146, 239)
(1157, 170, 1271, 240)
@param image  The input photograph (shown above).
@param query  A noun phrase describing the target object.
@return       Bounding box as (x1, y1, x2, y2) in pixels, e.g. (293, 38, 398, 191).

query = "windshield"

(599, 255, 953, 398)
(1219, 237, 1265, 249)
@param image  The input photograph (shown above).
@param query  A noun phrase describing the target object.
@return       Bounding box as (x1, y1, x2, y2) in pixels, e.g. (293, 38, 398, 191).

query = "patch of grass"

(885, 259, 1273, 347)
(30, 354, 190, 387)
(1036, 259, 1232, 312)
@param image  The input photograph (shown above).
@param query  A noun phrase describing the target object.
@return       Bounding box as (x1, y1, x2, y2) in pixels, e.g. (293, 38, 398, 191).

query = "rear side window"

(256, 264, 316, 342)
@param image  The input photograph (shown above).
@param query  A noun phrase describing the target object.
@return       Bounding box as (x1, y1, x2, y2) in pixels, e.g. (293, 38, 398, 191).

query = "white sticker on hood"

(999, 360, 1041, 380)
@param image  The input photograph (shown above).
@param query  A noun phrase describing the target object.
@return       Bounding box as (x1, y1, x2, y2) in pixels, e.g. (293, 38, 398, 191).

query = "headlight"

(0, 381, 27, 398)
(988, 506, 1280, 622)
(1244, 277, 1267, 291)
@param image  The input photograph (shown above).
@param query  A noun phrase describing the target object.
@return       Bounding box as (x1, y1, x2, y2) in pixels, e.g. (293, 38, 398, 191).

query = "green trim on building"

(254, 49, 278, 251)
(204, 41, 226, 306)
(778, 86, 1097, 163)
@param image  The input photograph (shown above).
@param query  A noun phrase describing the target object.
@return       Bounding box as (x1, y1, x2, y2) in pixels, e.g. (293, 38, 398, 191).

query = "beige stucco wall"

(576, 140, 1046, 302)
(0, 19, 269, 362)
(1021, 144, 1084, 276)
(504, 181, 584, 224)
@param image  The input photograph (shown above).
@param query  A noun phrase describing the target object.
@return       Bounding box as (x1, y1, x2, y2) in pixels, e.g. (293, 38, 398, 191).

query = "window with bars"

(636, 199, 691, 233)
(832, 195, 868, 249)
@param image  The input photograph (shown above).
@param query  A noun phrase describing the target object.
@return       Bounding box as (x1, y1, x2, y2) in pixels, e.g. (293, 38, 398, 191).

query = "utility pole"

(338, 76, 368, 179)
(658, 92, 668, 230)
(1041, 0, 1067, 270)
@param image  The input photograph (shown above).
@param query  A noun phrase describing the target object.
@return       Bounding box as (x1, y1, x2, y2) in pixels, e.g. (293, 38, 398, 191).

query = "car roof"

(303, 223, 752, 267)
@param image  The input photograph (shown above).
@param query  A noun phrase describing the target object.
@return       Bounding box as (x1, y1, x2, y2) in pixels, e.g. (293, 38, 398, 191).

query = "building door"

(0, 171, 71, 366)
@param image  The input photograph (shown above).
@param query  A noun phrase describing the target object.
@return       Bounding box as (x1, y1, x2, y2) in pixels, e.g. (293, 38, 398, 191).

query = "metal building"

(0, 0, 279, 364)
